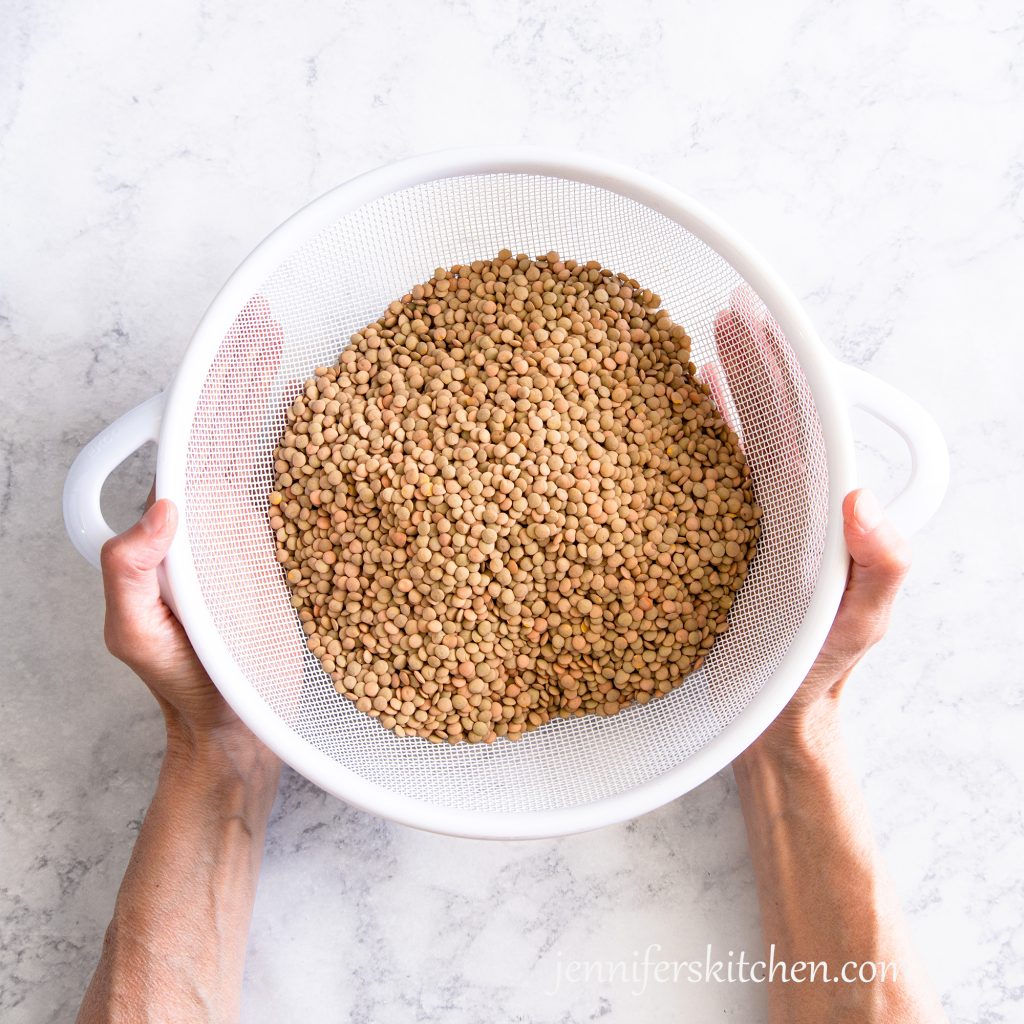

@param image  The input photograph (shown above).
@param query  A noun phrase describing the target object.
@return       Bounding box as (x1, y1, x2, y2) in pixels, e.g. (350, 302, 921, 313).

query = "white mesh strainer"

(64, 149, 948, 838)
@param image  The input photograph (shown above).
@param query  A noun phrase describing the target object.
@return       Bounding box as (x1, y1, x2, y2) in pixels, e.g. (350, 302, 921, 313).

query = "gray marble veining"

(2, 1, 1023, 1021)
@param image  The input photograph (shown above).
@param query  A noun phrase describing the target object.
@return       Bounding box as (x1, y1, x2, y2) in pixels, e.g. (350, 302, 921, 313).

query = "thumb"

(100, 499, 178, 631)
(835, 489, 912, 646)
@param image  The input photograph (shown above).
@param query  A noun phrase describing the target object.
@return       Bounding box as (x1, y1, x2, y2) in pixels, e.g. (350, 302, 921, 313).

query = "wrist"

(737, 696, 844, 776)
(164, 716, 281, 794)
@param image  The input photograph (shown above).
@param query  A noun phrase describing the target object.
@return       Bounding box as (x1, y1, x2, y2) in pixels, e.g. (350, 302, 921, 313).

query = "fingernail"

(854, 490, 883, 532)
(142, 500, 167, 535)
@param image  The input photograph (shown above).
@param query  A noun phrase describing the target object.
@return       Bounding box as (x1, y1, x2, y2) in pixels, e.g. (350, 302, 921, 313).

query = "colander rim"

(156, 147, 854, 839)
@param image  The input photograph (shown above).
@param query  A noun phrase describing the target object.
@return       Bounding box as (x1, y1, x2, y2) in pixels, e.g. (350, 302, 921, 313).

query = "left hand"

(101, 497, 271, 753)
(100, 294, 296, 761)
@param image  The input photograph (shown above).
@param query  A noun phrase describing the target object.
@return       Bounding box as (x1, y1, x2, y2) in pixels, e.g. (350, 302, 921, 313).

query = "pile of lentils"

(268, 251, 761, 744)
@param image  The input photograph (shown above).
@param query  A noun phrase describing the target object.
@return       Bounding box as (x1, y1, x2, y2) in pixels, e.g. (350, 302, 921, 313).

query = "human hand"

(705, 288, 911, 760)
(87, 496, 282, 1024)
(99, 294, 296, 765)
(100, 498, 274, 760)
(753, 488, 910, 756)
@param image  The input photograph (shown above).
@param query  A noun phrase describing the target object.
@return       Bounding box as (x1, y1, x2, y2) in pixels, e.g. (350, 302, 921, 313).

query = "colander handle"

(63, 392, 166, 569)
(838, 363, 950, 536)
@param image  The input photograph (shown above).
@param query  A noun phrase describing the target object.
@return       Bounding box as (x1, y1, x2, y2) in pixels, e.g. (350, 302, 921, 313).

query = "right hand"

(752, 487, 910, 756)
(706, 289, 911, 758)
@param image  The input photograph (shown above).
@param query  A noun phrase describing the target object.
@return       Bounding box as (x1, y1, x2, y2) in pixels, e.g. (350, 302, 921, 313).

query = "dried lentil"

(271, 251, 761, 744)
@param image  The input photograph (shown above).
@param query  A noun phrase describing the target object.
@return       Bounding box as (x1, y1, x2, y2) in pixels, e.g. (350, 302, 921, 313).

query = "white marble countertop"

(3, 1, 1022, 1020)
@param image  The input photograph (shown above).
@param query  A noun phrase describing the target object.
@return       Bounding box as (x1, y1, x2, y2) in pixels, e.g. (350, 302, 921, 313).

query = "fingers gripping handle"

(63, 393, 166, 568)
(838, 363, 950, 536)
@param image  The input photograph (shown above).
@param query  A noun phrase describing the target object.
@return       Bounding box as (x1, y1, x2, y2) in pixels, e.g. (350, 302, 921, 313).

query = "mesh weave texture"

(185, 173, 828, 813)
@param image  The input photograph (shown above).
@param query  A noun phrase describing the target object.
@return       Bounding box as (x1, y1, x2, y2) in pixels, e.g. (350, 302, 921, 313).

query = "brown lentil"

(271, 251, 761, 744)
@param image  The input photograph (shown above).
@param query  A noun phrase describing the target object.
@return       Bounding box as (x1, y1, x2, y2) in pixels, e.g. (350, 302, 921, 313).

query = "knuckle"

(99, 537, 117, 568)
(882, 539, 913, 579)
(104, 619, 142, 669)
(99, 535, 128, 575)
(101, 533, 149, 582)
(889, 553, 912, 580)
(103, 618, 127, 660)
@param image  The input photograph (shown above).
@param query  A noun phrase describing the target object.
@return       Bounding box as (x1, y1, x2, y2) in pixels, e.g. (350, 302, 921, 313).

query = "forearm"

(734, 710, 946, 1024)
(77, 727, 281, 1024)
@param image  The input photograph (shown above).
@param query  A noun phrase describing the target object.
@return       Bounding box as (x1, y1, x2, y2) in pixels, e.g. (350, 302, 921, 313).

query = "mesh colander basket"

(64, 149, 948, 838)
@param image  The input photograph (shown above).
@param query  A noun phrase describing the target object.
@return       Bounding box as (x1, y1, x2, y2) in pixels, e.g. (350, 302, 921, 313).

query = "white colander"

(64, 149, 948, 839)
